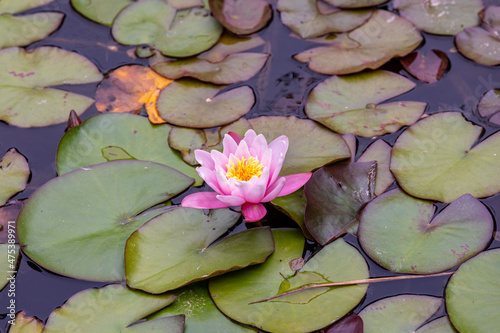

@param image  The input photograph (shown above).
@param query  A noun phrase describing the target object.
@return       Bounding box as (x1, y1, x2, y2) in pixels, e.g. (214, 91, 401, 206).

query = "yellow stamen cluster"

(226, 156, 264, 181)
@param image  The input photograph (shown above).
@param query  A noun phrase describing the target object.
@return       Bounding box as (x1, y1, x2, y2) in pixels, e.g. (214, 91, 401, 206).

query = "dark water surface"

(0, 0, 499, 332)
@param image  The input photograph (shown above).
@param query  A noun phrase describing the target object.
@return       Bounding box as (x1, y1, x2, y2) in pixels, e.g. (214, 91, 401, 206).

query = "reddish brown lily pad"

(209, 0, 272, 35)
(400, 50, 450, 83)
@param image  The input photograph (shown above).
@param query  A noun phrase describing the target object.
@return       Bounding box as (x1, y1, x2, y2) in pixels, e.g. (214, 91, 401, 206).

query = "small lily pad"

(415, 316, 458, 333)
(209, 0, 272, 35)
(446, 248, 500, 333)
(359, 189, 493, 274)
(9, 312, 44, 333)
(294, 10, 422, 75)
(156, 79, 254, 128)
(0, 47, 102, 127)
(209, 229, 369, 333)
(400, 50, 450, 83)
(125, 207, 274, 293)
(71, 0, 133, 26)
(305, 70, 426, 137)
(394, 0, 483, 35)
(0, 243, 20, 290)
(359, 295, 442, 333)
(112, 0, 223, 57)
(478, 89, 500, 125)
(249, 116, 351, 175)
(304, 162, 376, 245)
(56, 113, 202, 185)
(44, 284, 181, 333)
(390, 112, 500, 202)
(151, 53, 269, 84)
(323, 0, 388, 9)
(455, 6, 500, 66)
(358, 140, 394, 196)
(17, 160, 194, 281)
(0, 149, 29, 206)
(277, 0, 372, 39)
(0, 12, 63, 49)
(149, 281, 256, 333)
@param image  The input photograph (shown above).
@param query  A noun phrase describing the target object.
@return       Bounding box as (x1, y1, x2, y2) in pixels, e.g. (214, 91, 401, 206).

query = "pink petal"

(216, 195, 246, 206)
(215, 171, 232, 195)
(232, 169, 270, 203)
(181, 192, 232, 209)
(196, 167, 222, 194)
(227, 131, 242, 144)
(234, 139, 251, 159)
(242, 202, 267, 222)
(277, 172, 312, 197)
(194, 150, 214, 169)
(267, 136, 289, 185)
(222, 134, 239, 156)
(249, 134, 268, 159)
(211, 150, 229, 171)
(242, 129, 257, 147)
(261, 176, 286, 202)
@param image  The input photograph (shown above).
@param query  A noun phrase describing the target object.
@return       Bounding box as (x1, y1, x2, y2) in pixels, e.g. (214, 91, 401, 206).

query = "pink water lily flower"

(181, 129, 312, 222)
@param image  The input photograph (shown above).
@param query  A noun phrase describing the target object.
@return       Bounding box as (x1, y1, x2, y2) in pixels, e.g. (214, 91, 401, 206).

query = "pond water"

(0, 0, 499, 332)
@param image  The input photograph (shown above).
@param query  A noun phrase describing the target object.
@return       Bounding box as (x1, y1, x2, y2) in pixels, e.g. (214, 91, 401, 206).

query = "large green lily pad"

(0, 0, 53, 13)
(391, 112, 500, 202)
(394, 0, 483, 35)
(149, 281, 256, 332)
(415, 316, 458, 333)
(209, 0, 272, 35)
(358, 189, 493, 274)
(249, 116, 351, 175)
(478, 89, 500, 125)
(0, 149, 29, 206)
(271, 188, 313, 240)
(0, 243, 20, 291)
(305, 162, 376, 245)
(56, 113, 202, 185)
(446, 248, 500, 333)
(152, 53, 269, 84)
(277, 0, 372, 39)
(0, 12, 63, 49)
(209, 229, 369, 333)
(44, 284, 182, 333)
(294, 10, 422, 75)
(157, 80, 254, 128)
(71, 0, 133, 26)
(0, 47, 102, 127)
(125, 207, 274, 293)
(306, 70, 425, 137)
(17, 160, 194, 281)
(359, 295, 442, 333)
(112, 0, 222, 57)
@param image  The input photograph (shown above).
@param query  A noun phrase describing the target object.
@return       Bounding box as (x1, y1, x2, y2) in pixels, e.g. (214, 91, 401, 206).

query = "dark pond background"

(0, 0, 499, 331)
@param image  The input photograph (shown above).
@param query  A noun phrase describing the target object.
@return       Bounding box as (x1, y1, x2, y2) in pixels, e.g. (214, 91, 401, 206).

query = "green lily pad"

(358, 189, 493, 274)
(390, 112, 500, 202)
(0, 47, 102, 127)
(0, 243, 20, 290)
(478, 89, 500, 125)
(152, 53, 269, 84)
(17, 160, 194, 281)
(9, 312, 44, 333)
(249, 116, 351, 175)
(209, 0, 272, 35)
(198, 33, 266, 62)
(0, 0, 53, 14)
(342, 133, 356, 161)
(294, 10, 422, 75)
(157, 79, 254, 128)
(323, 0, 388, 9)
(125, 207, 274, 293)
(168, 118, 252, 165)
(167, 0, 204, 10)
(305, 70, 426, 137)
(358, 140, 394, 196)
(0, 12, 63, 49)
(446, 248, 500, 333)
(149, 281, 256, 332)
(394, 0, 483, 35)
(271, 188, 313, 240)
(415, 316, 458, 333)
(305, 162, 376, 245)
(400, 50, 450, 84)
(359, 295, 442, 333)
(44, 284, 181, 333)
(112, 0, 223, 57)
(455, 7, 500, 66)
(0, 149, 29, 206)
(209, 229, 368, 333)
(71, 0, 133, 26)
(277, 0, 372, 39)
(56, 113, 202, 186)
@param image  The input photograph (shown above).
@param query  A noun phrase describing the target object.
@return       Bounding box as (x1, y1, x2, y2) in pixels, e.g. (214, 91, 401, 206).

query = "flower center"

(226, 156, 264, 181)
